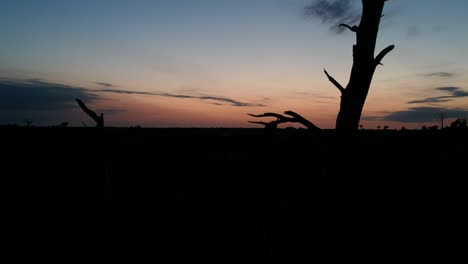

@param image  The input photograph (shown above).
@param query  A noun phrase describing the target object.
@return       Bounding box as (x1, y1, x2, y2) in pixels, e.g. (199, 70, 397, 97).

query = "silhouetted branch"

(76, 98, 104, 128)
(248, 111, 321, 133)
(375, 45, 395, 67)
(324, 69, 345, 94)
(284, 111, 321, 131)
(339, 23, 358, 32)
(248, 113, 292, 120)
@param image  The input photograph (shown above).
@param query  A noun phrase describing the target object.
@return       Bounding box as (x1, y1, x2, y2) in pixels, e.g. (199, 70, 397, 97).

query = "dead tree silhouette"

(250, 0, 394, 133)
(76, 98, 104, 128)
(249, 111, 321, 135)
(24, 119, 34, 127)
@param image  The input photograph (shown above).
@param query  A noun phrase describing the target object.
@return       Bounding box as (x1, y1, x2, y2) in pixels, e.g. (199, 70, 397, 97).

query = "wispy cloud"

(408, 98, 452, 104)
(376, 71, 453, 83)
(363, 107, 468, 123)
(97, 89, 152, 96)
(408, 86, 468, 104)
(424, 72, 454, 77)
(96, 88, 266, 107)
(95, 82, 114, 87)
(436, 87, 468, 96)
(304, 0, 360, 34)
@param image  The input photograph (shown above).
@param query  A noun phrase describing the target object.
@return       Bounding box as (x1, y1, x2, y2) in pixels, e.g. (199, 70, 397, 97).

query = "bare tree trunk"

(249, 0, 394, 134)
(333, 0, 394, 131)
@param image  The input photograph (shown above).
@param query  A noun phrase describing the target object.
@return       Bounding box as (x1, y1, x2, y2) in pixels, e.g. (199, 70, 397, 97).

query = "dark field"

(3, 127, 467, 262)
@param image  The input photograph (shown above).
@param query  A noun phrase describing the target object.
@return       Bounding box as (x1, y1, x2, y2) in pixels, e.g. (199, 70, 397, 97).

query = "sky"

(1, 0, 468, 129)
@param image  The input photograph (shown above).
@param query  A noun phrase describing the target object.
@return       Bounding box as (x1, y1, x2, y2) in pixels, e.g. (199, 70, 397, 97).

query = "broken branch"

(324, 69, 345, 94)
(339, 23, 358, 32)
(375, 45, 395, 67)
(76, 98, 104, 128)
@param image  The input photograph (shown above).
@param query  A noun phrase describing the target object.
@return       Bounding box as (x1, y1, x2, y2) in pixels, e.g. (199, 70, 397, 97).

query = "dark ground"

(3, 127, 467, 262)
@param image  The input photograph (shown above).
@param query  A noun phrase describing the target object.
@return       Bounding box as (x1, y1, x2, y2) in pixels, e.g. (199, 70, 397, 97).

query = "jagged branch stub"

(76, 98, 104, 128)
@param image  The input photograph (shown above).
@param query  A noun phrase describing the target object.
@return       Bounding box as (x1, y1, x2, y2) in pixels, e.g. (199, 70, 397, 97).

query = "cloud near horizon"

(0, 78, 266, 124)
(408, 86, 468, 104)
(0, 78, 98, 111)
(0, 78, 101, 124)
(363, 107, 468, 123)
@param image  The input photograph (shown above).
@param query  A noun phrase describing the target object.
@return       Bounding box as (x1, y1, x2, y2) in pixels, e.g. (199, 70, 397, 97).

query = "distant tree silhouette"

(450, 118, 467, 130)
(52, 122, 68, 128)
(250, 0, 394, 133)
(24, 119, 34, 127)
(76, 98, 104, 128)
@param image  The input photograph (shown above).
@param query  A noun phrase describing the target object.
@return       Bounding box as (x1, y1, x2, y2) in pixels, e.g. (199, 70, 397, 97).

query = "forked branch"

(248, 111, 321, 133)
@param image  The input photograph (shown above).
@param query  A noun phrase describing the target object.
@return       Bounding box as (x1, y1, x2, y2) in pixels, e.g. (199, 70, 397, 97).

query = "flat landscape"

(3, 127, 467, 262)
(3, 0, 468, 262)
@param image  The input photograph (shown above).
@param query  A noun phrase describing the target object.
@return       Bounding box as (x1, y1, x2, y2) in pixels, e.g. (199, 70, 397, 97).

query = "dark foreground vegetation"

(3, 127, 467, 262)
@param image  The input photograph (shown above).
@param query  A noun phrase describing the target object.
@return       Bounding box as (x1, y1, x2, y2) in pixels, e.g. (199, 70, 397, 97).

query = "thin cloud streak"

(1, 78, 265, 109)
(408, 86, 468, 104)
(97, 88, 266, 107)
(1, 78, 265, 113)
(424, 72, 454, 77)
(436, 87, 468, 97)
(408, 98, 452, 104)
(95, 82, 114, 87)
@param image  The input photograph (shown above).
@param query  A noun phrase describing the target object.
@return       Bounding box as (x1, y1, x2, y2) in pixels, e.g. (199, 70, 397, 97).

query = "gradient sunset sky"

(1, 0, 468, 129)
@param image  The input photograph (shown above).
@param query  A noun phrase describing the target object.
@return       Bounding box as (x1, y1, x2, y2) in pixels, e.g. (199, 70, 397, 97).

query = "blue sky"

(1, 0, 468, 128)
